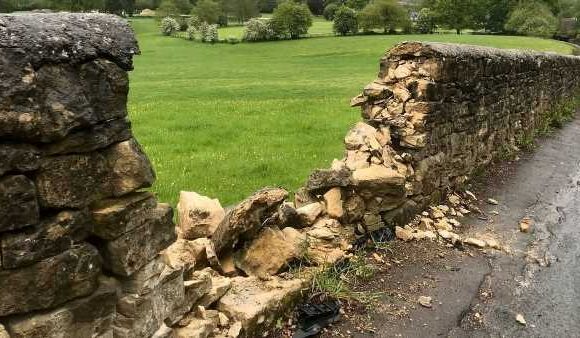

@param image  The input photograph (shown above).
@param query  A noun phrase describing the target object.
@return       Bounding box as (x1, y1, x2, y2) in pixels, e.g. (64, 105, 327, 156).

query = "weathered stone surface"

(352, 165, 405, 198)
(0, 324, 8, 338)
(198, 273, 232, 308)
(34, 152, 109, 208)
(115, 267, 185, 338)
(177, 191, 225, 240)
(119, 257, 167, 296)
(296, 202, 325, 226)
(305, 167, 352, 192)
(234, 227, 307, 278)
(217, 277, 304, 333)
(91, 191, 157, 240)
(344, 122, 378, 150)
(323, 187, 344, 219)
(161, 238, 209, 274)
(99, 203, 176, 276)
(0, 13, 138, 70)
(212, 187, 288, 253)
(35, 138, 154, 209)
(172, 316, 217, 338)
(0, 143, 40, 176)
(1, 209, 92, 268)
(43, 118, 132, 155)
(0, 244, 101, 317)
(185, 269, 213, 307)
(4, 277, 119, 338)
(0, 175, 39, 232)
(0, 58, 130, 143)
(105, 138, 155, 197)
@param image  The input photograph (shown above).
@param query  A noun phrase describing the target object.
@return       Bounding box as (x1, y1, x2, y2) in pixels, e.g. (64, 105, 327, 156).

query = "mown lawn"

(128, 18, 574, 206)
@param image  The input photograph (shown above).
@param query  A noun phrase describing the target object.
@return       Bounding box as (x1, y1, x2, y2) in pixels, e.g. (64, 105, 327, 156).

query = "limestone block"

(0, 175, 39, 232)
(4, 277, 119, 338)
(91, 191, 157, 240)
(177, 191, 225, 240)
(0, 143, 40, 176)
(43, 118, 132, 155)
(234, 227, 307, 278)
(0, 244, 101, 317)
(35, 138, 154, 209)
(104, 138, 155, 197)
(114, 267, 185, 338)
(352, 165, 406, 198)
(212, 187, 288, 253)
(99, 203, 176, 277)
(1, 209, 91, 268)
(217, 277, 304, 334)
(118, 257, 167, 296)
(305, 167, 352, 192)
(198, 273, 232, 308)
(323, 187, 344, 219)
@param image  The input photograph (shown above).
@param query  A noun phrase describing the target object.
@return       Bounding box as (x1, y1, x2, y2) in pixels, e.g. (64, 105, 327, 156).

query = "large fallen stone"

(115, 267, 186, 338)
(352, 165, 406, 198)
(217, 277, 304, 334)
(43, 118, 132, 155)
(0, 175, 39, 232)
(104, 138, 155, 197)
(212, 188, 288, 253)
(172, 316, 217, 338)
(99, 203, 176, 276)
(91, 191, 157, 240)
(234, 227, 307, 278)
(305, 167, 352, 192)
(177, 191, 225, 240)
(1, 209, 91, 268)
(35, 138, 154, 209)
(0, 244, 101, 317)
(0, 143, 40, 176)
(4, 277, 119, 338)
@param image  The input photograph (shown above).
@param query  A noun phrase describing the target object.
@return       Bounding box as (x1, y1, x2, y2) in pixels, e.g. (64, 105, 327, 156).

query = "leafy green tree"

(415, 7, 435, 33)
(231, 0, 259, 22)
(271, 1, 313, 39)
(432, 0, 473, 34)
(192, 0, 221, 24)
(357, 0, 407, 33)
(505, 0, 558, 37)
(322, 2, 338, 20)
(333, 5, 357, 35)
(157, 0, 192, 17)
(345, 0, 368, 10)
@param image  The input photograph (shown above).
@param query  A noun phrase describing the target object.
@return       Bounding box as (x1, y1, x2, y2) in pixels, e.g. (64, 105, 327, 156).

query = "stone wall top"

(387, 41, 579, 62)
(0, 13, 139, 70)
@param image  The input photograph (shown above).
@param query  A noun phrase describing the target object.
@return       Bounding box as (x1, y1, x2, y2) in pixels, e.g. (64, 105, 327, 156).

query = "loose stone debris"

(418, 296, 433, 308)
(519, 217, 533, 233)
(515, 313, 527, 326)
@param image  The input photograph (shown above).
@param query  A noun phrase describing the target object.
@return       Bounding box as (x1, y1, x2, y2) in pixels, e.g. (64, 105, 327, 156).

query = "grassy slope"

(128, 18, 573, 206)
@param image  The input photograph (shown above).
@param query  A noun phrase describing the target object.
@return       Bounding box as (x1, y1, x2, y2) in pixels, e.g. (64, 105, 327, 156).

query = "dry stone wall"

(1, 13, 580, 338)
(336, 41, 580, 229)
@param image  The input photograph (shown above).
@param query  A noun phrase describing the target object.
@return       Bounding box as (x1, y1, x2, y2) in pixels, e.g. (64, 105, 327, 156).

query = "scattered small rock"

(515, 313, 526, 325)
(395, 226, 413, 241)
(487, 198, 499, 205)
(418, 296, 432, 308)
(464, 237, 487, 248)
(519, 217, 533, 233)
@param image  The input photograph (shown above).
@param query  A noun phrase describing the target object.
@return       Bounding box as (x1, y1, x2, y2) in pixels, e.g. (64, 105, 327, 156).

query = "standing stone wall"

(0, 14, 184, 338)
(321, 41, 580, 230)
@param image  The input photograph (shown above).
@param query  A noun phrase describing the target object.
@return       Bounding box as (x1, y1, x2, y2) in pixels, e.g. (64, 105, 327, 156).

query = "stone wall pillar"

(0, 14, 181, 337)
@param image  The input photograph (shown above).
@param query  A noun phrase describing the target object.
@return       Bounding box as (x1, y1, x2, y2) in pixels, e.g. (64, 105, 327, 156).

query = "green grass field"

(128, 18, 574, 206)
